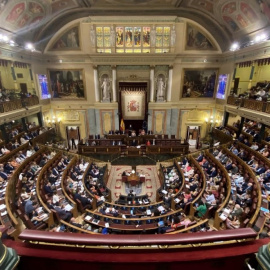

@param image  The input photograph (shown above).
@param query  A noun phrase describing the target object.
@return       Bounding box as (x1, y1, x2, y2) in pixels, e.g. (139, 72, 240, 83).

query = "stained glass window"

(96, 25, 171, 53)
(134, 27, 141, 47)
(156, 27, 170, 48)
(125, 27, 133, 47)
(96, 26, 111, 53)
(143, 27, 150, 47)
(116, 27, 124, 47)
(96, 27, 103, 47)
(104, 27, 111, 47)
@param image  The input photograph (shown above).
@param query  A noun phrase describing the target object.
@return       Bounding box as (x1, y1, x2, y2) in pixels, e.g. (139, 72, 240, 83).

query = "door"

(233, 78, 239, 94)
(66, 126, 80, 150)
(20, 83, 27, 94)
(186, 126, 201, 148)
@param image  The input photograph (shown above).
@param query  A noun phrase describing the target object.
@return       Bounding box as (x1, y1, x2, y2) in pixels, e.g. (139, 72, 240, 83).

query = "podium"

(127, 173, 140, 186)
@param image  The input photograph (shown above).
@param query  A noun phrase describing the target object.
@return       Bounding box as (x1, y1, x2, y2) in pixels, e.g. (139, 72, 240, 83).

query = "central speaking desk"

(122, 172, 145, 187)
(127, 173, 140, 186)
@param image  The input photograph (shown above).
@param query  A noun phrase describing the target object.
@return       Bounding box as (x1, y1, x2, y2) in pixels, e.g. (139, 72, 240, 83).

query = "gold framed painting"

(48, 69, 86, 100)
(182, 68, 218, 98)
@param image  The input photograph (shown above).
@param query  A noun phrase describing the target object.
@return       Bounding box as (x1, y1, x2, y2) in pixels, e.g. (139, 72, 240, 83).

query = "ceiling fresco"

(0, 0, 268, 51)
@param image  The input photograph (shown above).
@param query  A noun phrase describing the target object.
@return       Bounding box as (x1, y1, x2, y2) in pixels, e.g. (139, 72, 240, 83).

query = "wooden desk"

(78, 142, 189, 155)
(127, 173, 140, 186)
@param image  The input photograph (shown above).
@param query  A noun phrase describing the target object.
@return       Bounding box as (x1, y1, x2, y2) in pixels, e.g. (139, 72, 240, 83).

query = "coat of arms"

(127, 100, 139, 112)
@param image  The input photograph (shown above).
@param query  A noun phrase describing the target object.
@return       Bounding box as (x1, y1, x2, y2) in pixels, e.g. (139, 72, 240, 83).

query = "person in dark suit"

(44, 182, 54, 196)
(196, 152, 204, 162)
(46, 199, 55, 210)
(74, 191, 92, 209)
(54, 203, 72, 222)
(4, 162, 14, 174)
(49, 170, 58, 184)
(209, 167, 217, 178)
(19, 151, 26, 160)
(256, 165, 266, 175)
(225, 161, 233, 171)
(25, 197, 38, 219)
(39, 157, 48, 167)
(131, 139, 137, 146)
(253, 131, 260, 142)
(0, 169, 8, 180)
(247, 155, 255, 166)
(52, 167, 59, 176)
(26, 170, 34, 180)
(71, 137, 77, 149)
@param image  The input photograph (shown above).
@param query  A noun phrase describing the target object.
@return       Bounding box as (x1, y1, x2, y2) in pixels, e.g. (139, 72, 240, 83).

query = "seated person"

(204, 191, 215, 205)
(226, 217, 240, 229)
(44, 181, 54, 196)
(52, 190, 64, 204)
(54, 202, 72, 222)
(195, 201, 207, 218)
(1, 146, 10, 155)
(140, 129, 146, 136)
(26, 147, 35, 157)
(131, 130, 136, 137)
(31, 212, 46, 226)
(170, 216, 181, 228)
(4, 161, 14, 174)
(21, 187, 31, 201)
(180, 216, 195, 228)
(25, 196, 38, 218)
(69, 217, 82, 232)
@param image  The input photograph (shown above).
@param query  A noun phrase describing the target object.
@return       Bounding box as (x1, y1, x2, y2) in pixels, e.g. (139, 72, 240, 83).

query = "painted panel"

(50, 26, 80, 50)
(182, 69, 218, 98)
(48, 69, 85, 100)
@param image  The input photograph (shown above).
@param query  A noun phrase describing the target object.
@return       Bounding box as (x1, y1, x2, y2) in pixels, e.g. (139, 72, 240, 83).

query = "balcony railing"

(227, 96, 268, 113)
(0, 96, 39, 113)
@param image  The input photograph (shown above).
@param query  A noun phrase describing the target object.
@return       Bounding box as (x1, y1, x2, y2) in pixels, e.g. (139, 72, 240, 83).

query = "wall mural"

(48, 69, 85, 100)
(184, 0, 264, 35)
(50, 26, 80, 50)
(6, 2, 25, 24)
(186, 23, 215, 50)
(255, 0, 270, 21)
(0, 0, 268, 39)
(182, 69, 218, 98)
(191, 0, 214, 14)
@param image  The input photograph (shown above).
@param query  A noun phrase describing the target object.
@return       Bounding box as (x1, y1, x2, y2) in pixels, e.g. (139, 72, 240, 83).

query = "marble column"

(167, 66, 173, 101)
(112, 66, 117, 102)
(93, 67, 100, 102)
(150, 67, 155, 102)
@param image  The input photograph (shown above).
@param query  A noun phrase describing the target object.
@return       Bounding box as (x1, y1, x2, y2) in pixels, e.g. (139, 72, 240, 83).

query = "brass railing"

(227, 96, 268, 113)
(0, 95, 39, 113)
(242, 99, 266, 112)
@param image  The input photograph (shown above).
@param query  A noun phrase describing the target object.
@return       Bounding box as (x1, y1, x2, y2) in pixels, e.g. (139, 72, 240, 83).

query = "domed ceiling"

(0, 0, 269, 52)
